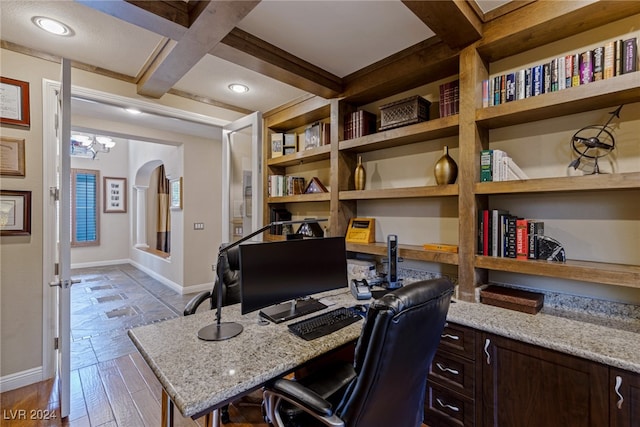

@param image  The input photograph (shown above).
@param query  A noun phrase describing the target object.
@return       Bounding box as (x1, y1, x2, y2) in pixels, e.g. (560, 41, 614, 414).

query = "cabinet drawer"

(424, 381, 476, 427)
(429, 350, 476, 398)
(439, 322, 476, 360)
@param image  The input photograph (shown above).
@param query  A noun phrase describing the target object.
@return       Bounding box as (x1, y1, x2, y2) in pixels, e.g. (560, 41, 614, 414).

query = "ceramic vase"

(354, 156, 366, 190)
(434, 145, 458, 185)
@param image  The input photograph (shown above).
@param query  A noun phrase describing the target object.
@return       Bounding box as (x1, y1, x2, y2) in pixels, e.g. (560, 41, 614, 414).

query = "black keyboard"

(288, 307, 362, 341)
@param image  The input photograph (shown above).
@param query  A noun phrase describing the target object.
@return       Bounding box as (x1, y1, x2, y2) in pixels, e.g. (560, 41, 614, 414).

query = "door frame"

(222, 112, 263, 240)
(41, 80, 236, 383)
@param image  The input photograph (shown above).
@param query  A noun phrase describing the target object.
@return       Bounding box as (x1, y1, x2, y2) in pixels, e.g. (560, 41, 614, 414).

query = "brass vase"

(434, 145, 458, 185)
(354, 156, 366, 190)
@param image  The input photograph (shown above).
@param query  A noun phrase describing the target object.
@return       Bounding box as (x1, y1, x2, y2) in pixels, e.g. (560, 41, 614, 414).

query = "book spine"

(550, 58, 558, 92)
(624, 37, 638, 73)
(492, 149, 506, 182)
(516, 69, 526, 100)
(482, 79, 490, 108)
(593, 46, 604, 81)
(543, 62, 551, 94)
(528, 220, 545, 260)
(532, 65, 543, 96)
(604, 40, 615, 79)
(483, 210, 490, 256)
(478, 210, 484, 255)
(572, 53, 581, 86)
(615, 39, 624, 76)
(565, 54, 574, 88)
(557, 56, 566, 90)
(507, 215, 517, 258)
(525, 68, 532, 98)
(506, 73, 516, 102)
(493, 75, 502, 105)
(516, 219, 529, 260)
(480, 149, 493, 182)
(500, 74, 506, 104)
(580, 50, 594, 84)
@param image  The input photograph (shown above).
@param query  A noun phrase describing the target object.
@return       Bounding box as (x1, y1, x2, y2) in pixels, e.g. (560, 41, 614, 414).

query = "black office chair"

(184, 243, 241, 316)
(263, 278, 454, 427)
(183, 243, 242, 424)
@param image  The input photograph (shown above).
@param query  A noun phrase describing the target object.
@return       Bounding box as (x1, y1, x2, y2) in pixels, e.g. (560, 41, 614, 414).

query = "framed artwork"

(103, 177, 127, 213)
(0, 77, 30, 127)
(0, 190, 31, 236)
(170, 177, 183, 210)
(0, 137, 26, 176)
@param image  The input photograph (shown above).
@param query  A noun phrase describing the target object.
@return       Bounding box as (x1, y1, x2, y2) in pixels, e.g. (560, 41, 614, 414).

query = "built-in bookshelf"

(261, 3, 640, 301)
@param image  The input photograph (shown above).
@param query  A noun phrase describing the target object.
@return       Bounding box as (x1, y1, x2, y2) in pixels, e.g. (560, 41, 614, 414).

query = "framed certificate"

(0, 137, 26, 176)
(0, 77, 30, 127)
(0, 190, 31, 236)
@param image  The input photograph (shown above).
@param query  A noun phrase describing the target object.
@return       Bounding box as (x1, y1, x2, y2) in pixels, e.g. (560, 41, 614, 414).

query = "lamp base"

(197, 322, 243, 341)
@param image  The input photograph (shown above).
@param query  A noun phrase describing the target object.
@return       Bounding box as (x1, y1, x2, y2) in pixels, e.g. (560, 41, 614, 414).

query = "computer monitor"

(238, 236, 348, 323)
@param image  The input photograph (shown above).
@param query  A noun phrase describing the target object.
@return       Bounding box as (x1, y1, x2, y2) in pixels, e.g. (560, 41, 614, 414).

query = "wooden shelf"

(267, 193, 331, 203)
(476, 73, 640, 129)
(265, 97, 330, 130)
(474, 172, 640, 194)
(339, 115, 459, 153)
(346, 242, 459, 265)
(267, 144, 331, 167)
(340, 185, 457, 200)
(475, 256, 640, 289)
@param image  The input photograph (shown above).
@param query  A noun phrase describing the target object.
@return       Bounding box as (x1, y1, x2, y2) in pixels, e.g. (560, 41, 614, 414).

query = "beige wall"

(0, 48, 241, 383)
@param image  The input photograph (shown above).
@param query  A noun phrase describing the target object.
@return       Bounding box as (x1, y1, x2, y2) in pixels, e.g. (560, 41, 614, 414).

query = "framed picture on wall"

(103, 177, 127, 213)
(170, 177, 183, 210)
(0, 77, 30, 128)
(0, 137, 26, 176)
(0, 190, 31, 236)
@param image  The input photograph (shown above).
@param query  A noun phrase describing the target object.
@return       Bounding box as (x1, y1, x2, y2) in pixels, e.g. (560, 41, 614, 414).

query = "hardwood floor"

(0, 351, 268, 427)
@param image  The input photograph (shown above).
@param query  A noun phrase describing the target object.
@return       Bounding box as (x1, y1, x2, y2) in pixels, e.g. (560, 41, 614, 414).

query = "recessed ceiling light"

(125, 108, 142, 115)
(228, 83, 249, 94)
(32, 16, 74, 37)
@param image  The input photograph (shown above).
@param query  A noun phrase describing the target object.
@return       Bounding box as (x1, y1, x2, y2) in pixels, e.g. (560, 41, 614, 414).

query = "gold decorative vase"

(354, 156, 366, 190)
(434, 145, 458, 185)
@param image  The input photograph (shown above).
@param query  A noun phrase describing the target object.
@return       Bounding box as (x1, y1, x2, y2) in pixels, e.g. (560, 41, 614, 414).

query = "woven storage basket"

(379, 95, 431, 131)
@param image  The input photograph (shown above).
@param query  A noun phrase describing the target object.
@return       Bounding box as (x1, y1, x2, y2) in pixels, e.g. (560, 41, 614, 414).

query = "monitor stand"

(259, 298, 327, 324)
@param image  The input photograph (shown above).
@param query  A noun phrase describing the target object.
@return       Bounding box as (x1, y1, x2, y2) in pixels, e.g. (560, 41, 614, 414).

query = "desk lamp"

(197, 218, 328, 341)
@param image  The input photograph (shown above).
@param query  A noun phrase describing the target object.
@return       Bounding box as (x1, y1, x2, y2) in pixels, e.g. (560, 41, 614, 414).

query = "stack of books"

(344, 110, 377, 140)
(439, 80, 459, 118)
(482, 37, 637, 107)
(478, 209, 545, 260)
(480, 149, 528, 182)
(268, 175, 305, 197)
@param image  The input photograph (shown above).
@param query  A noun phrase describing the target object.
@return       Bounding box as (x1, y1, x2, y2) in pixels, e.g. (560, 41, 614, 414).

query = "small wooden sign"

(345, 217, 375, 243)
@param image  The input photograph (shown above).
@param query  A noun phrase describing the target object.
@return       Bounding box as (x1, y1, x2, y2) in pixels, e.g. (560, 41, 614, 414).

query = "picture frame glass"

(0, 190, 31, 235)
(0, 137, 26, 176)
(103, 177, 127, 213)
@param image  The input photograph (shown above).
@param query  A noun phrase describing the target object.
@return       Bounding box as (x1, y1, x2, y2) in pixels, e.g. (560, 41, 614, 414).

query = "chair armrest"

(183, 291, 211, 316)
(271, 378, 333, 417)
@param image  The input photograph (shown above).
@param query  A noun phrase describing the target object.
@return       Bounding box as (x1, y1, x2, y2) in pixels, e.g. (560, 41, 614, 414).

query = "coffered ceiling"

(1, 0, 519, 118)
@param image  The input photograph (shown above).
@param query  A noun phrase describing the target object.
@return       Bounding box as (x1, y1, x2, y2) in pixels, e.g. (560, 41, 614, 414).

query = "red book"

(483, 210, 490, 256)
(516, 219, 529, 260)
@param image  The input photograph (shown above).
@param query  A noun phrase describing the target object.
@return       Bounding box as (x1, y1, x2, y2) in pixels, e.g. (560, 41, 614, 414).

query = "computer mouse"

(354, 304, 368, 314)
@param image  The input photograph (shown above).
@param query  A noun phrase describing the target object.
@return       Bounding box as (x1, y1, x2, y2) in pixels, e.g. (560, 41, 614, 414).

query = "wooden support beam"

(135, 1, 260, 98)
(402, 0, 482, 49)
(213, 28, 343, 99)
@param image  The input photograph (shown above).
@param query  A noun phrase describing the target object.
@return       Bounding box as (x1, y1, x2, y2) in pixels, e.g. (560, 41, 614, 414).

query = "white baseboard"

(0, 367, 45, 393)
(128, 259, 210, 295)
(182, 282, 213, 295)
(71, 258, 130, 269)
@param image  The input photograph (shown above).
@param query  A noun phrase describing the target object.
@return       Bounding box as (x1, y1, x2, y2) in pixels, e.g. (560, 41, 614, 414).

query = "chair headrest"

(219, 243, 240, 271)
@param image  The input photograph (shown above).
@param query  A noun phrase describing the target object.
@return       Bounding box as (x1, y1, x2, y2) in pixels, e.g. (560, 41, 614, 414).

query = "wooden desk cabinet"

(425, 322, 639, 427)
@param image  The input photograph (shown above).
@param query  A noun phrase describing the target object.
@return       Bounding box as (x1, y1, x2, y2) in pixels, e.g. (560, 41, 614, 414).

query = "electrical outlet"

(194, 222, 205, 230)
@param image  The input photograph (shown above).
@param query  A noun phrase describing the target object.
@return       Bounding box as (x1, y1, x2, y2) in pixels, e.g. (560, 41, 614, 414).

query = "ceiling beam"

(74, 0, 188, 40)
(402, 0, 482, 49)
(135, 1, 260, 98)
(341, 37, 459, 105)
(212, 28, 343, 99)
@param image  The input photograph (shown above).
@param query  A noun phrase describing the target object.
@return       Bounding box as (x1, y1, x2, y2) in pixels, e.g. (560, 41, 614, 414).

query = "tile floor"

(70, 263, 201, 370)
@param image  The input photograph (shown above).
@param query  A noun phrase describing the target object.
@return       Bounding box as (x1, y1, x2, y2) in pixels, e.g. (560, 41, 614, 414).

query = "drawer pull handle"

(436, 398, 460, 412)
(441, 333, 460, 340)
(436, 362, 459, 375)
(484, 338, 491, 365)
(615, 375, 624, 409)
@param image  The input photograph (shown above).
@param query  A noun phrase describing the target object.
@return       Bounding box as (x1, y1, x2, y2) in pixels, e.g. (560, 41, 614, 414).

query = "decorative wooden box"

(379, 95, 431, 131)
(480, 285, 544, 314)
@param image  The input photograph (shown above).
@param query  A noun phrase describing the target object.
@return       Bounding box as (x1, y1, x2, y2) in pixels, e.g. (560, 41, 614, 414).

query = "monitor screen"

(238, 237, 348, 320)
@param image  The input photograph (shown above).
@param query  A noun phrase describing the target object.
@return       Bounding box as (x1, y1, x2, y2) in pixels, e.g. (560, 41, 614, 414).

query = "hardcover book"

(604, 40, 615, 79)
(271, 133, 284, 158)
(593, 46, 604, 81)
(532, 65, 543, 96)
(565, 54, 574, 87)
(557, 56, 566, 90)
(615, 39, 624, 76)
(572, 53, 581, 86)
(505, 73, 516, 102)
(623, 37, 638, 73)
(480, 149, 493, 182)
(579, 50, 594, 84)
(516, 219, 529, 260)
(527, 220, 545, 260)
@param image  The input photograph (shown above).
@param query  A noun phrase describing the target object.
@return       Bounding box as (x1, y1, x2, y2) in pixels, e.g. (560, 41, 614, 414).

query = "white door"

(222, 112, 263, 241)
(48, 58, 74, 418)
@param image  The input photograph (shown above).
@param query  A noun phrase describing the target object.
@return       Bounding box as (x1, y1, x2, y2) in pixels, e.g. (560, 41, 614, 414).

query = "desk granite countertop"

(128, 286, 639, 419)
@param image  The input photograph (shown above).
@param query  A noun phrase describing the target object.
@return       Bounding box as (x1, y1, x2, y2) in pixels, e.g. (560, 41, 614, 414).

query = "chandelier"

(70, 133, 116, 159)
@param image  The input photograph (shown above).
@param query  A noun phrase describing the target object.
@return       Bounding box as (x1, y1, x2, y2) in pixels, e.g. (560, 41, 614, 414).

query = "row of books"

(482, 37, 637, 107)
(269, 207, 291, 235)
(268, 175, 305, 197)
(270, 122, 331, 159)
(480, 149, 528, 182)
(478, 209, 544, 260)
(439, 79, 459, 118)
(344, 110, 377, 140)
